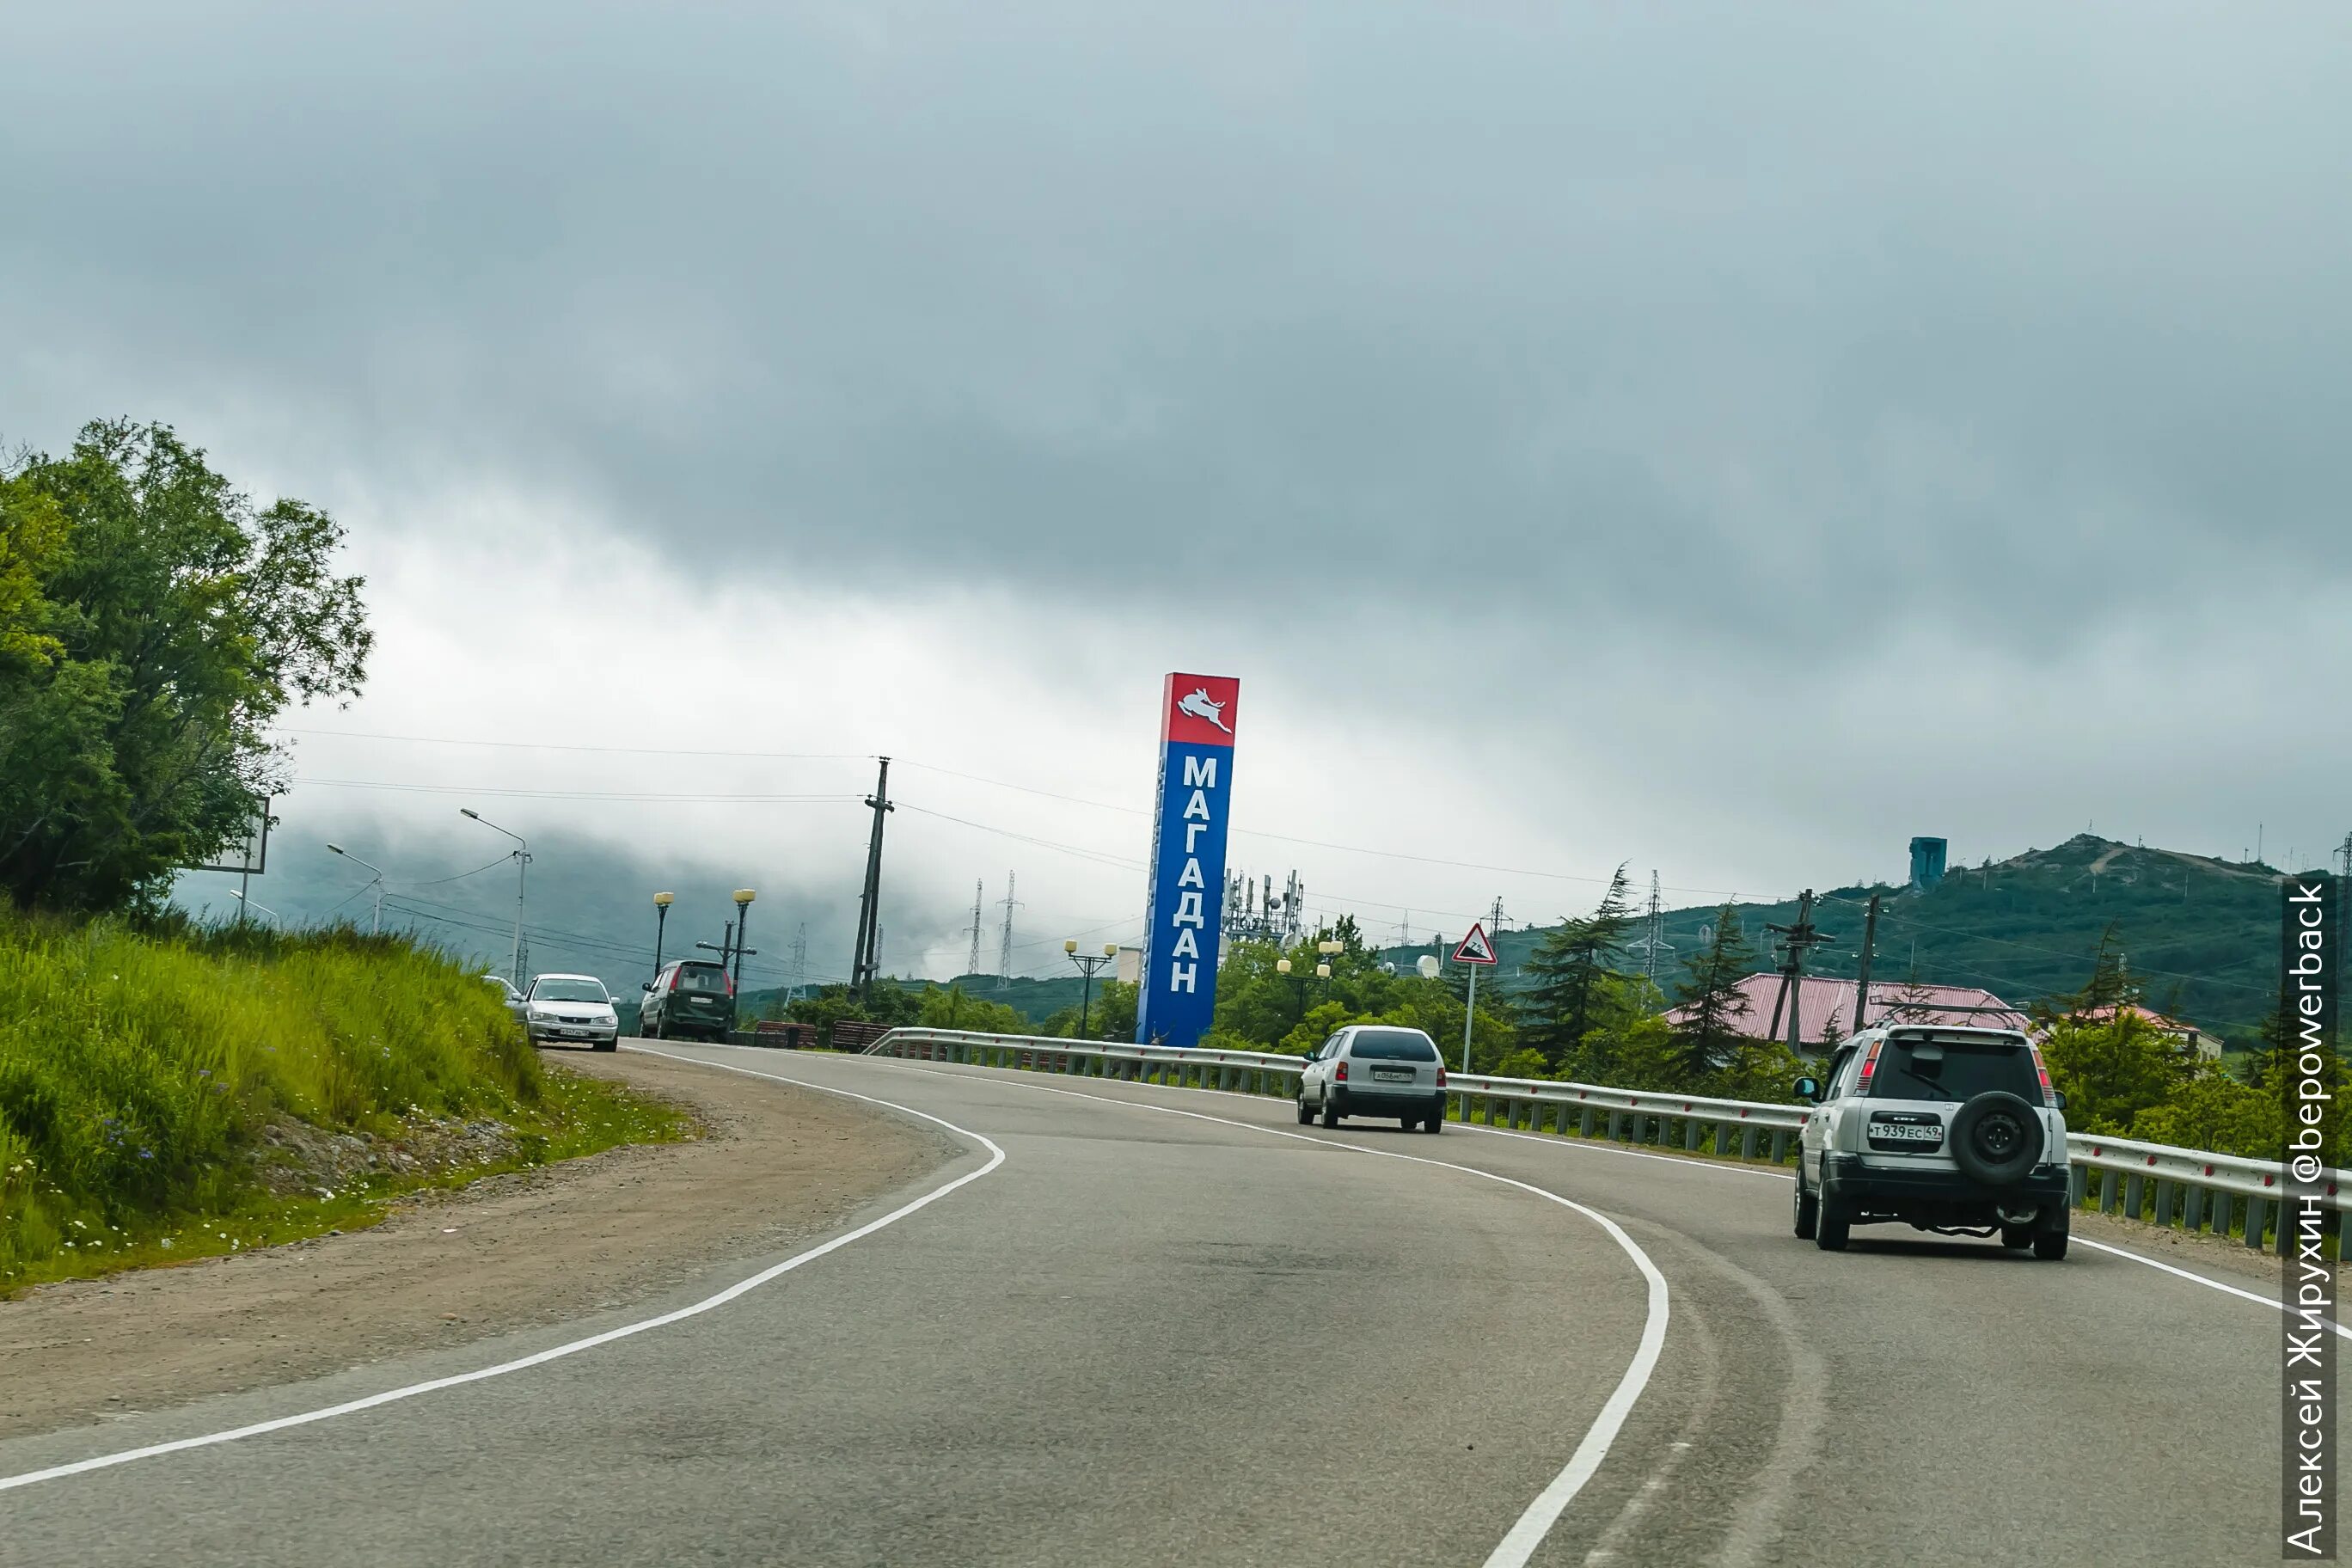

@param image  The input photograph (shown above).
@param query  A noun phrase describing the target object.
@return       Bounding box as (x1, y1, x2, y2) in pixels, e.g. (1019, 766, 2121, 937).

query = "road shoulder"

(0, 1048, 956, 1441)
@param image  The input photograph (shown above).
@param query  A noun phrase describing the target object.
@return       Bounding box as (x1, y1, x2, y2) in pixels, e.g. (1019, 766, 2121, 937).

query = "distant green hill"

(738, 971, 1094, 1026)
(1381, 834, 2294, 1043)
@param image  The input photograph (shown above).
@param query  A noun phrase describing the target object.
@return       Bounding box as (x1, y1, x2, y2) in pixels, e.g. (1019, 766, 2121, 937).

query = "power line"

(280, 727, 871, 763)
(294, 778, 862, 804)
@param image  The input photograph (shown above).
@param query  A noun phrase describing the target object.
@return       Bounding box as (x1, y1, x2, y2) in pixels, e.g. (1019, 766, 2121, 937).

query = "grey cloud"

(9, 3, 2352, 910)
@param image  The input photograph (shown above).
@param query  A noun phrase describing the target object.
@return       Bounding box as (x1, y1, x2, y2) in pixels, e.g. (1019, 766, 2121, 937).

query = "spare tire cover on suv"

(1948, 1091, 2044, 1186)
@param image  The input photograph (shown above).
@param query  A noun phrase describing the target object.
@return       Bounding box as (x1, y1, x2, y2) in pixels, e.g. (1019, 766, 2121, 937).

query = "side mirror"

(641, 981, 654, 991)
(1792, 1076, 1820, 1102)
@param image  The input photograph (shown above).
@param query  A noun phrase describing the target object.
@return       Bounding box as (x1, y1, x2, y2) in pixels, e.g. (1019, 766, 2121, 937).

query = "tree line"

(791, 866, 2328, 1161)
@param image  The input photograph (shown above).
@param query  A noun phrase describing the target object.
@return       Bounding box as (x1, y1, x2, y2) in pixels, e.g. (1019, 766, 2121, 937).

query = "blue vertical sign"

(1136, 673, 1240, 1049)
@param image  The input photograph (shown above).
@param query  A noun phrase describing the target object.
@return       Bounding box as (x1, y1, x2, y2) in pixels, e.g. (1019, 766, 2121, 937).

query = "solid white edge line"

(788, 1048, 1669, 1568)
(0, 1050, 1006, 1494)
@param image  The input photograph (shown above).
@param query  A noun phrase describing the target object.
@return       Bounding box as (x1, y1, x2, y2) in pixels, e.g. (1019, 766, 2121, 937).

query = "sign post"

(1452, 921, 1498, 1075)
(1136, 674, 1240, 1050)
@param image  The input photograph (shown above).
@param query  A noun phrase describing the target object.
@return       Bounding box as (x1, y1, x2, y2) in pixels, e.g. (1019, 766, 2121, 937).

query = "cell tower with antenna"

(995, 873, 1020, 988)
(966, 879, 985, 977)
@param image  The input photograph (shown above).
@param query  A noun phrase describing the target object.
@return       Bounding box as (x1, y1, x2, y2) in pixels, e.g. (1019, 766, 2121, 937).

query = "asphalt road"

(0, 1044, 2295, 1566)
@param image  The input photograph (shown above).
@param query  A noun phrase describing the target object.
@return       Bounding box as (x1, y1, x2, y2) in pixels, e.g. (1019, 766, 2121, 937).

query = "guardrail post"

(1768, 1130, 1788, 1163)
(2181, 1184, 2206, 1233)
(1580, 1107, 1597, 1138)
(2098, 1170, 2119, 1214)
(2209, 1189, 2233, 1240)
(2068, 1165, 2087, 1206)
(1713, 1123, 1731, 1155)
(2153, 1180, 2175, 1228)
(1683, 1118, 1702, 1151)
(2245, 1195, 2268, 1250)
(2124, 1173, 2145, 1221)
(1607, 1109, 1624, 1142)
(1739, 1126, 1758, 1160)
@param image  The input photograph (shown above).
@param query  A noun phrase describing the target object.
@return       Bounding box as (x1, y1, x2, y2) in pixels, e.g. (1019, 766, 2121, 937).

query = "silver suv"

(1792, 1026, 2071, 1259)
(1296, 1026, 1448, 1133)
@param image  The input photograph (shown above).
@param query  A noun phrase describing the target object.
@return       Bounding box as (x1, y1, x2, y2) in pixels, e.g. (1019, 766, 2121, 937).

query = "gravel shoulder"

(0, 1046, 955, 1441)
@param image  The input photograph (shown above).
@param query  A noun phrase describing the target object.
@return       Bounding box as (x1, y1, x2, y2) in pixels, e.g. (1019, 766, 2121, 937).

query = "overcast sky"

(9, 4, 2349, 980)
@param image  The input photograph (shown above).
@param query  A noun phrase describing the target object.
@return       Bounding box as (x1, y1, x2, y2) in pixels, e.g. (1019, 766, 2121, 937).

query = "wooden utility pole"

(1852, 892, 1882, 1035)
(1764, 890, 1825, 1052)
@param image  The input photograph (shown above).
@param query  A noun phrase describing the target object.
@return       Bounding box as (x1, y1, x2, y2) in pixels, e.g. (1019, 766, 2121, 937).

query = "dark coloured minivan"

(640, 959, 736, 1042)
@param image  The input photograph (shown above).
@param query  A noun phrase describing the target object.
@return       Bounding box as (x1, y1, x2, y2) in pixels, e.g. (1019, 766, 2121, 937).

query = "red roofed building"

(1663, 973, 2029, 1056)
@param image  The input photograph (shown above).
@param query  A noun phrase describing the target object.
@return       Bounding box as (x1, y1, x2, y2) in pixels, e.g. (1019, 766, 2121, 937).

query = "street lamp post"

(326, 843, 384, 935)
(1063, 940, 1118, 1038)
(1315, 938, 1342, 1005)
(459, 808, 530, 983)
(652, 891, 675, 975)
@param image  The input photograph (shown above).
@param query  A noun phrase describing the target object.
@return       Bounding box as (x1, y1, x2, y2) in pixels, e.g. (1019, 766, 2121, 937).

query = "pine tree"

(1667, 905, 1759, 1081)
(1519, 865, 1638, 1067)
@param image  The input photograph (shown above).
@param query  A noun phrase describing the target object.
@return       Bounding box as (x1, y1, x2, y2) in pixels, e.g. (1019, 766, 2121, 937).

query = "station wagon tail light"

(1335, 1060, 1349, 1082)
(1855, 1038, 1884, 1095)
(1436, 1067, 1447, 1088)
(2030, 1045, 2057, 1107)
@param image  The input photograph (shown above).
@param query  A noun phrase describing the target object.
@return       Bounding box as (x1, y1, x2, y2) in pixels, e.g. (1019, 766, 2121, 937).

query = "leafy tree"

(1519, 865, 1638, 1066)
(785, 979, 922, 1037)
(916, 983, 1030, 1034)
(2038, 1009, 2190, 1134)
(2128, 1068, 2287, 1161)
(1, 422, 370, 913)
(1665, 906, 1758, 1082)
(1040, 979, 1137, 1041)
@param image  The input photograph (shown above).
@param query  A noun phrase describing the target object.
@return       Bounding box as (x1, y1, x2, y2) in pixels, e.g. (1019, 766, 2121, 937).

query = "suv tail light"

(2029, 1044, 2058, 1107)
(1855, 1038, 1885, 1095)
(1335, 1060, 1349, 1082)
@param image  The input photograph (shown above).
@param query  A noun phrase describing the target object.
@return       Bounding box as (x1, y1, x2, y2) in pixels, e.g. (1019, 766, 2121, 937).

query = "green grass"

(0, 912, 690, 1291)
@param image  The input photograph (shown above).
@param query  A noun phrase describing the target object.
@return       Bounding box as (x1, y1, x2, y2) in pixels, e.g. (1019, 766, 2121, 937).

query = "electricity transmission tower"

(1626, 871, 1673, 1002)
(790, 923, 808, 1000)
(995, 873, 1020, 988)
(966, 879, 985, 977)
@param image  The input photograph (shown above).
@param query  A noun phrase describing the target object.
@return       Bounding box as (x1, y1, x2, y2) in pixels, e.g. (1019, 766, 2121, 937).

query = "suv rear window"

(1349, 1029, 1439, 1063)
(1870, 1034, 2037, 1102)
(674, 964, 729, 993)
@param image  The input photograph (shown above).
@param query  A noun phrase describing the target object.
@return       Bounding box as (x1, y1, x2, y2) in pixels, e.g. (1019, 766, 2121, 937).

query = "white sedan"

(524, 973, 620, 1051)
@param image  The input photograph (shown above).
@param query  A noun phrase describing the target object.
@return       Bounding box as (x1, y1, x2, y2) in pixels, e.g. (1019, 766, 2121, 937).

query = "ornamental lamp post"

(1276, 956, 1310, 1022)
(732, 889, 756, 1000)
(1315, 937, 1341, 1004)
(1064, 940, 1118, 1038)
(652, 891, 675, 976)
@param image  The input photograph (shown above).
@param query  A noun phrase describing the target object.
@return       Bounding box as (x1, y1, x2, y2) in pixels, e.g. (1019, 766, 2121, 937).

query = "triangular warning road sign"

(1452, 922, 1498, 965)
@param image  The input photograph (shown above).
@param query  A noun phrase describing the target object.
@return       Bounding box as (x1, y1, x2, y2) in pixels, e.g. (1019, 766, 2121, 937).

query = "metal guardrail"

(864, 1027, 2348, 1254)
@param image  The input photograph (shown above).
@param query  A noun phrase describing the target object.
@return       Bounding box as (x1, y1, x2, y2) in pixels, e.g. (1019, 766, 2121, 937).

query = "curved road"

(0, 1044, 2289, 1566)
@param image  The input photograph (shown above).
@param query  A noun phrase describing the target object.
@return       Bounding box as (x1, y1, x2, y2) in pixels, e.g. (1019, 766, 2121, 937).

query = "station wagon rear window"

(1349, 1029, 1440, 1062)
(1870, 1034, 2037, 1102)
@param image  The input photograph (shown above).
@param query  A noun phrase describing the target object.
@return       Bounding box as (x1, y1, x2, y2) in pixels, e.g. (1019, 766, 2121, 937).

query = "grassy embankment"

(0, 913, 689, 1292)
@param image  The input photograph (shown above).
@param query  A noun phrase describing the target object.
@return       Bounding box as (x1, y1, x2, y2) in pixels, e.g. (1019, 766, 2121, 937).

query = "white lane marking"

(0, 1055, 1006, 1494)
(1459, 1108, 2352, 1338)
(783, 1049, 1669, 1568)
